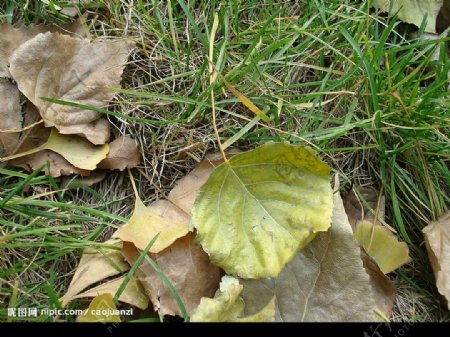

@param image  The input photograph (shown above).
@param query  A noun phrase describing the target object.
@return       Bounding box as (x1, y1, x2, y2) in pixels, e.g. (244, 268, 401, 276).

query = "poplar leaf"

(192, 142, 333, 278)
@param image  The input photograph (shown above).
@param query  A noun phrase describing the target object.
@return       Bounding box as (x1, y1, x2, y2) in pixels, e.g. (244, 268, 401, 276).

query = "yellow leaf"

(77, 293, 121, 323)
(190, 276, 275, 322)
(112, 174, 189, 253)
(1, 128, 109, 171)
(355, 220, 411, 274)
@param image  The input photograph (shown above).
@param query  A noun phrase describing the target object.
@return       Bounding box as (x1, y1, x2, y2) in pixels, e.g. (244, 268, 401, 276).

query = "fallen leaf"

(0, 79, 21, 156)
(76, 293, 121, 323)
(344, 187, 385, 230)
(122, 233, 221, 317)
(163, 151, 234, 216)
(61, 240, 149, 310)
(9, 32, 132, 144)
(115, 151, 235, 274)
(372, 0, 444, 33)
(192, 141, 333, 279)
(362, 254, 397, 319)
(71, 275, 148, 311)
(113, 191, 189, 253)
(60, 240, 129, 307)
(0, 20, 85, 78)
(239, 181, 379, 322)
(190, 276, 275, 322)
(4, 128, 109, 171)
(61, 171, 107, 188)
(98, 136, 140, 170)
(437, 0, 450, 31)
(355, 220, 411, 274)
(7, 104, 89, 177)
(423, 211, 450, 310)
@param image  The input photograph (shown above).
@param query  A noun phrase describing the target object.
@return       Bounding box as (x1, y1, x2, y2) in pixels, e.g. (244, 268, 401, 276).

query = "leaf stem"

(209, 12, 228, 164)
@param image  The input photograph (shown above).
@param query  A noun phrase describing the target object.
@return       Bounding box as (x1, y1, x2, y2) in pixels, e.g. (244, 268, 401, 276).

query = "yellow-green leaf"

(355, 220, 411, 274)
(1, 128, 109, 170)
(77, 293, 121, 323)
(190, 276, 275, 322)
(192, 142, 333, 278)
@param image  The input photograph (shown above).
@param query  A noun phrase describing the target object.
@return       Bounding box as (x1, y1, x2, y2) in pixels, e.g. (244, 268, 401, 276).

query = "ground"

(0, 0, 449, 322)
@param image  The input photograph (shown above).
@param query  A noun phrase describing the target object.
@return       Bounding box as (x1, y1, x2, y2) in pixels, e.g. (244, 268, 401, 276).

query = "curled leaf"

(190, 276, 275, 322)
(7, 106, 89, 177)
(3, 128, 109, 171)
(192, 142, 333, 278)
(9, 32, 132, 144)
(355, 220, 411, 274)
(115, 151, 233, 258)
(423, 211, 450, 310)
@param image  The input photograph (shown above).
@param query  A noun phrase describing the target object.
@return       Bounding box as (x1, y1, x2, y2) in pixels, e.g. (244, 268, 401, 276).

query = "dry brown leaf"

(0, 20, 85, 78)
(71, 275, 148, 311)
(240, 178, 379, 322)
(122, 233, 221, 317)
(60, 240, 129, 307)
(0, 79, 21, 156)
(57, 119, 111, 146)
(423, 211, 450, 310)
(98, 136, 140, 171)
(7, 105, 89, 177)
(362, 253, 396, 319)
(9, 32, 132, 144)
(61, 171, 107, 188)
(344, 187, 386, 230)
(5, 128, 109, 173)
(344, 186, 397, 318)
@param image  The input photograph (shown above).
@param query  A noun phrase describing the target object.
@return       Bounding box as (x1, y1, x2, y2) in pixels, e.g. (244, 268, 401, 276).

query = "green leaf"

(372, 0, 444, 33)
(190, 276, 275, 322)
(240, 180, 379, 321)
(192, 142, 333, 278)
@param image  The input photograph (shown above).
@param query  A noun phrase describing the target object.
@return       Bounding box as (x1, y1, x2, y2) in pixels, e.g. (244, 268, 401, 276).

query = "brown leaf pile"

(0, 20, 140, 180)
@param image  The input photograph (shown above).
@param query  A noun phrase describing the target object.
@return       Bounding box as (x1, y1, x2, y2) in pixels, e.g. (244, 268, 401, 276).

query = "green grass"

(0, 0, 449, 321)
